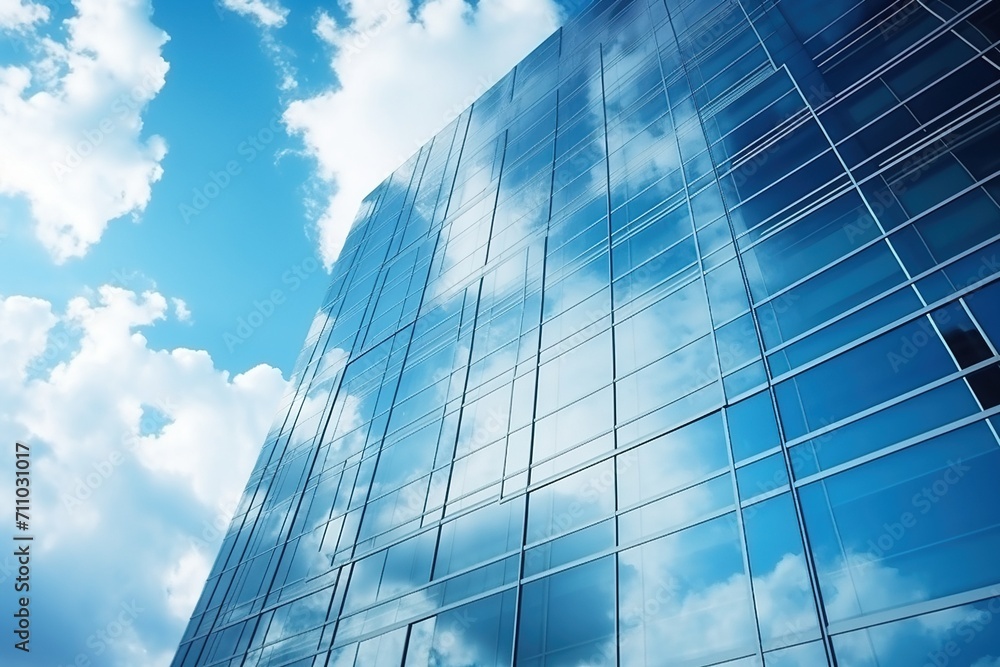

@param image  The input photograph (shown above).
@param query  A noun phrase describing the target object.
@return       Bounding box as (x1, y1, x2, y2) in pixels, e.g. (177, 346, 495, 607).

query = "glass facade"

(173, 0, 1000, 665)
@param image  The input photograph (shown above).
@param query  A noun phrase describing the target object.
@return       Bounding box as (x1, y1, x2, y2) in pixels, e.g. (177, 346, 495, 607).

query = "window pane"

(617, 335, 719, 423)
(800, 421, 1000, 623)
(757, 242, 906, 348)
(527, 460, 616, 543)
(788, 380, 980, 478)
(517, 557, 617, 666)
(434, 498, 524, 578)
(744, 493, 821, 650)
(831, 596, 1000, 667)
(728, 390, 781, 462)
(614, 279, 711, 376)
(619, 514, 757, 666)
(617, 411, 729, 508)
(775, 316, 956, 440)
(403, 590, 517, 667)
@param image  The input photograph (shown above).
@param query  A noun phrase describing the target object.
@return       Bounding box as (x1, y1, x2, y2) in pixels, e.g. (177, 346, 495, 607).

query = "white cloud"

(171, 296, 191, 322)
(0, 293, 57, 383)
(0, 286, 288, 665)
(283, 0, 564, 267)
(220, 0, 288, 28)
(219, 0, 296, 90)
(0, 0, 169, 262)
(163, 546, 212, 620)
(0, 0, 49, 30)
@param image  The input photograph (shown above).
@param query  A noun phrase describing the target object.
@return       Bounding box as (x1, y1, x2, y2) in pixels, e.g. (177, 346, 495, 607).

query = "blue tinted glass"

(737, 453, 788, 501)
(434, 498, 524, 578)
(614, 278, 712, 377)
(618, 474, 735, 544)
(616, 335, 718, 423)
(518, 557, 617, 666)
(403, 590, 517, 667)
(706, 258, 751, 324)
(768, 286, 924, 375)
(617, 411, 729, 507)
(800, 421, 1000, 623)
(716, 312, 760, 374)
(756, 242, 907, 348)
(775, 316, 956, 440)
(527, 460, 615, 543)
(832, 596, 1000, 667)
(728, 390, 781, 462)
(892, 188, 1000, 274)
(619, 514, 756, 665)
(743, 494, 821, 650)
(965, 281, 1000, 351)
(523, 520, 615, 577)
(764, 641, 828, 666)
(789, 379, 980, 478)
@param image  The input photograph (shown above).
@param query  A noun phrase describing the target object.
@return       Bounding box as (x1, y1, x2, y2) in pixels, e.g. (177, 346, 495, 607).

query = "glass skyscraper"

(173, 0, 1000, 664)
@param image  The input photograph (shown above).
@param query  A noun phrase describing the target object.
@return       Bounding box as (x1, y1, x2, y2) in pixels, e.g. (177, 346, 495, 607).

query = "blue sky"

(0, 0, 573, 664)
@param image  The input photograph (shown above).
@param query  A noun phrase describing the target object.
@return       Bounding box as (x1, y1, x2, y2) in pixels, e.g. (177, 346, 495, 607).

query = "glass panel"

(617, 335, 719, 423)
(716, 312, 760, 375)
(352, 626, 406, 665)
(831, 596, 1000, 667)
(788, 380, 980, 478)
(966, 281, 1000, 350)
(756, 242, 907, 349)
(434, 498, 524, 578)
(617, 411, 729, 508)
(523, 520, 615, 577)
(618, 514, 757, 666)
(706, 258, 751, 325)
(728, 390, 781, 463)
(536, 331, 613, 416)
(527, 459, 616, 543)
(618, 474, 735, 545)
(764, 641, 828, 666)
(403, 590, 517, 667)
(774, 316, 956, 440)
(517, 557, 617, 666)
(800, 421, 1000, 624)
(737, 454, 788, 501)
(743, 493, 821, 650)
(614, 278, 712, 377)
(742, 191, 882, 301)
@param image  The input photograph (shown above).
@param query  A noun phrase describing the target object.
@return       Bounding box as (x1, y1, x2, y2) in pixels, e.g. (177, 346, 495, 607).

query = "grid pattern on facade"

(173, 0, 1000, 664)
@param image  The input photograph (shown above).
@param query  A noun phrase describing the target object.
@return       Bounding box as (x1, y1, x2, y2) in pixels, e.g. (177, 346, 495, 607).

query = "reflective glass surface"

(174, 0, 1000, 665)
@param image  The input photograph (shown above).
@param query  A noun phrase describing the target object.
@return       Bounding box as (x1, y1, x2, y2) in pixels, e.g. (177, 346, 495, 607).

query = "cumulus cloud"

(0, 0, 169, 262)
(0, 286, 288, 666)
(0, 293, 57, 383)
(283, 0, 564, 266)
(0, 0, 49, 30)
